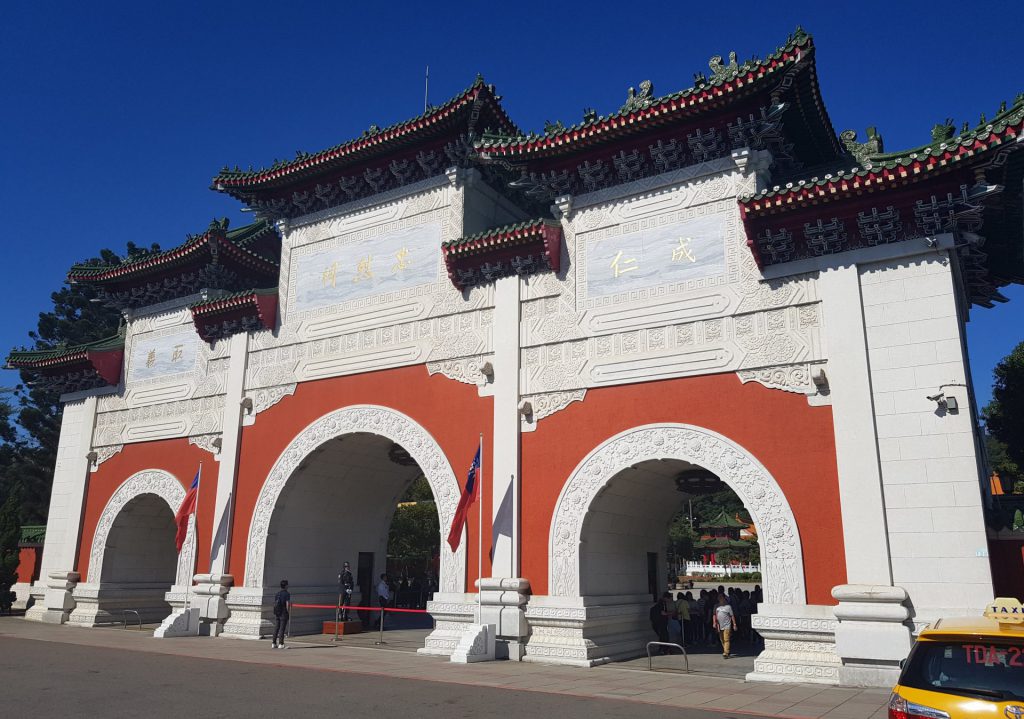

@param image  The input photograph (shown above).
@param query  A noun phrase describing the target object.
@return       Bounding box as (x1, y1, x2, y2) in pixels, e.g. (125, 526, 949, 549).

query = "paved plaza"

(1, 618, 890, 719)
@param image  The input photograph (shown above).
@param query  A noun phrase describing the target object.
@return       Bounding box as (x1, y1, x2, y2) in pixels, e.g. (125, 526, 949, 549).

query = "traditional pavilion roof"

(212, 77, 519, 219)
(19, 525, 45, 546)
(700, 510, 749, 530)
(740, 95, 1024, 307)
(473, 28, 842, 200)
(694, 537, 753, 550)
(189, 288, 278, 343)
(6, 332, 125, 393)
(67, 219, 280, 309)
(442, 218, 562, 290)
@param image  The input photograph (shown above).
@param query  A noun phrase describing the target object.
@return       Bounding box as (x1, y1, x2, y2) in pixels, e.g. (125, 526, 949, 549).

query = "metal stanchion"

(375, 606, 387, 645)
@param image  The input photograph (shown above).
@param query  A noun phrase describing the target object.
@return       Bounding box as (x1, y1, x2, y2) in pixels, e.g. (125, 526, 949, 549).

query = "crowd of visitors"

(649, 584, 763, 659)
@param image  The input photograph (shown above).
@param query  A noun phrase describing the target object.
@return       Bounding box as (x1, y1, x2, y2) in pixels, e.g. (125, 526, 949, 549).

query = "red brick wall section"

(16, 546, 41, 584)
(228, 365, 493, 589)
(521, 372, 847, 605)
(76, 438, 213, 582)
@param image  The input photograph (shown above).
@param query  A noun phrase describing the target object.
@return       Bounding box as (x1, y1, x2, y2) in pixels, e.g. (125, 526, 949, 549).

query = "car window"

(900, 640, 1024, 701)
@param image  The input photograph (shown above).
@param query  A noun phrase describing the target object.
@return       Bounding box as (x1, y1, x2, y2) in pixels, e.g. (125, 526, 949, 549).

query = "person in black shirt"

(272, 579, 291, 649)
(338, 563, 354, 621)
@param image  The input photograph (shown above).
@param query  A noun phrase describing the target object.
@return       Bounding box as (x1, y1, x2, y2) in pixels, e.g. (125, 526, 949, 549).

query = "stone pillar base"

(155, 608, 200, 637)
(450, 623, 496, 663)
(523, 594, 652, 666)
(418, 594, 478, 657)
(67, 582, 176, 627)
(221, 586, 273, 640)
(478, 577, 529, 660)
(12, 582, 32, 611)
(832, 584, 912, 687)
(25, 571, 79, 624)
(747, 604, 841, 684)
(193, 574, 233, 636)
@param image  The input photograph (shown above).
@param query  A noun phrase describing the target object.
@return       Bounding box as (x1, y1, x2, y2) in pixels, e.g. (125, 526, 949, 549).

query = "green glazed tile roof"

(67, 219, 277, 283)
(189, 287, 277, 315)
(19, 525, 45, 544)
(442, 218, 558, 250)
(740, 94, 1024, 208)
(476, 28, 814, 157)
(213, 77, 518, 190)
(6, 333, 124, 368)
(701, 510, 749, 529)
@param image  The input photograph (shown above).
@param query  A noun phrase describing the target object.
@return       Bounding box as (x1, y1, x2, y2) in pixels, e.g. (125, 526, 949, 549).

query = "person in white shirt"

(712, 592, 737, 659)
(375, 574, 391, 630)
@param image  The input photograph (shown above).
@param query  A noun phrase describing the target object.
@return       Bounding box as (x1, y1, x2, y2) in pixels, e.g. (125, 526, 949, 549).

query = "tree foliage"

(387, 477, 439, 567)
(0, 242, 159, 523)
(983, 341, 1024, 471)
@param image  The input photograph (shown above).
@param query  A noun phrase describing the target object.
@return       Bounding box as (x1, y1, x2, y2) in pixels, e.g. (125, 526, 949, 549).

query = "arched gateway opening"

(531, 424, 804, 666)
(241, 406, 465, 638)
(70, 470, 195, 627)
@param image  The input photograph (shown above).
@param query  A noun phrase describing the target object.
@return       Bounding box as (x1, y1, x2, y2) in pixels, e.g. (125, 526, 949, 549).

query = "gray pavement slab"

(0, 616, 889, 719)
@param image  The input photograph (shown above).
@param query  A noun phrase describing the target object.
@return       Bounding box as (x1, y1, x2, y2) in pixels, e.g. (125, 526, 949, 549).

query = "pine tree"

(0, 485, 22, 613)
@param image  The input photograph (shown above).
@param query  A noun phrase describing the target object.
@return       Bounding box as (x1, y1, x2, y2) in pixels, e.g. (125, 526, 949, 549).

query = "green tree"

(983, 341, 1024, 471)
(2, 242, 159, 523)
(0, 484, 22, 612)
(985, 434, 1020, 486)
(388, 501, 440, 564)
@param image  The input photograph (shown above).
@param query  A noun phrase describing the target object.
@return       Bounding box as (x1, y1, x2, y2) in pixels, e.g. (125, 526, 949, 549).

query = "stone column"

(818, 262, 911, 685)
(25, 395, 99, 623)
(479, 273, 530, 659)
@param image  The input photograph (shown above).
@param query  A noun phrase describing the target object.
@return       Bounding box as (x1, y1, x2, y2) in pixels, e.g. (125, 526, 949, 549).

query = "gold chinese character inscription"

(322, 261, 338, 288)
(170, 344, 184, 363)
(671, 237, 697, 263)
(353, 255, 374, 283)
(392, 246, 410, 273)
(145, 349, 157, 368)
(610, 249, 638, 278)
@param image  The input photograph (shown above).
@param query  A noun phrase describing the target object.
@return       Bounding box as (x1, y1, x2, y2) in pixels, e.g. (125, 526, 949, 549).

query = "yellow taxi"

(890, 598, 1024, 719)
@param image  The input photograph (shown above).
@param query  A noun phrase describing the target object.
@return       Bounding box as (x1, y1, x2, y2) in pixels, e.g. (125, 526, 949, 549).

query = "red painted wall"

(76, 438, 213, 582)
(521, 372, 846, 604)
(228, 365, 493, 589)
(16, 546, 41, 584)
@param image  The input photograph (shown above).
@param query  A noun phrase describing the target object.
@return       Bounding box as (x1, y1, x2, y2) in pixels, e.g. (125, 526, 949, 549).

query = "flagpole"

(477, 433, 483, 625)
(189, 463, 202, 629)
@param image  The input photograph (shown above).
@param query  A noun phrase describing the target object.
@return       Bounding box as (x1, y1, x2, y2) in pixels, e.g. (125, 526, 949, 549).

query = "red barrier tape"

(290, 603, 429, 614)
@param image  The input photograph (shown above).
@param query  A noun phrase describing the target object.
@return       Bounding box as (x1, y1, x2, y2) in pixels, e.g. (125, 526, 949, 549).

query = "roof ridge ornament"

(709, 51, 739, 82)
(840, 126, 884, 166)
(931, 118, 956, 143)
(619, 79, 654, 114)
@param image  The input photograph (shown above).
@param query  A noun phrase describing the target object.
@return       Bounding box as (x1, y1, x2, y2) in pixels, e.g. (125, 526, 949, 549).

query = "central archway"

(244, 405, 465, 596)
(549, 423, 805, 604)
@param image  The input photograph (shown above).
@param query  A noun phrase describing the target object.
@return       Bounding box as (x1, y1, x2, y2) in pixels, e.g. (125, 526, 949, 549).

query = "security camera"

(926, 393, 944, 402)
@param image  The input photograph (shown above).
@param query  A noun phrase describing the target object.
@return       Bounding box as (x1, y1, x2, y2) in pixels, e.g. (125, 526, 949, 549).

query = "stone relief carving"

(249, 384, 297, 417)
(90, 444, 123, 470)
(549, 424, 805, 604)
(93, 395, 224, 447)
(737, 362, 826, 396)
(188, 434, 222, 456)
(528, 390, 587, 422)
(87, 470, 195, 588)
(243, 405, 464, 594)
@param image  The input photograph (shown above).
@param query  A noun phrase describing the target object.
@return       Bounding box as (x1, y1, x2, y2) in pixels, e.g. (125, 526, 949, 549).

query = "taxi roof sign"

(983, 597, 1024, 628)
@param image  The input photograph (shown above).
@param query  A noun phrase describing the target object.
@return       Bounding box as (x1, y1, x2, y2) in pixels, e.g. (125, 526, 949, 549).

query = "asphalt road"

(2, 637, 758, 719)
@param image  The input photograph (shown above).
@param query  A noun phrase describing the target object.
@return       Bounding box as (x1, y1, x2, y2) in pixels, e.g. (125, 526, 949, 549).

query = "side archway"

(87, 469, 196, 588)
(244, 405, 465, 593)
(549, 423, 805, 604)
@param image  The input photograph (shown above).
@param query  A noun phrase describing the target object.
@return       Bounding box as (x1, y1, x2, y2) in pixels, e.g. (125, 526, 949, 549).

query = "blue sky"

(1, 1, 1020, 407)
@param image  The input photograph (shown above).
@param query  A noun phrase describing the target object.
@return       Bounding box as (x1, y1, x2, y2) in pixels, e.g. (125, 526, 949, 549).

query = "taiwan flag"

(174, 468, 201, 552)
(446, 447, 481, 552)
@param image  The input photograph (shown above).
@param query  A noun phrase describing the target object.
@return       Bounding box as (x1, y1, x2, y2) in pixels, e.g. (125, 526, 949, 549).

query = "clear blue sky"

(1, 1, 1020, 407)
